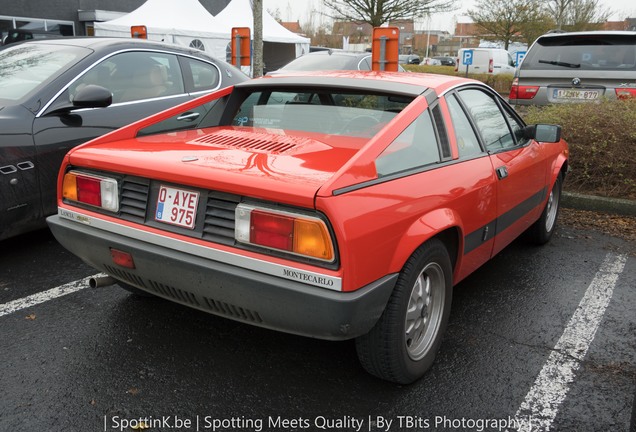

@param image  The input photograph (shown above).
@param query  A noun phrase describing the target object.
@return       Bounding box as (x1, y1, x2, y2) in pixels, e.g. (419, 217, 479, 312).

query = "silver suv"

(509, 31, 636, 105)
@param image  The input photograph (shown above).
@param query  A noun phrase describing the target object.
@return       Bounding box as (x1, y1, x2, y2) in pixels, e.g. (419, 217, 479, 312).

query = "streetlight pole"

(425, 14, 431, 60)
(252, 0, 263, 77)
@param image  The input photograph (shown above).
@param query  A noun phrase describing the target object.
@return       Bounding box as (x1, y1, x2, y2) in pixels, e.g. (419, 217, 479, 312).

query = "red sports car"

(47, 71, 568, 384)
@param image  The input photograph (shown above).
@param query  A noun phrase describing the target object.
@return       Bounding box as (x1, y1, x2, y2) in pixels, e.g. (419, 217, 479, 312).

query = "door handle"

(177, 112, 200, 122)
(496, 166, 508, 180)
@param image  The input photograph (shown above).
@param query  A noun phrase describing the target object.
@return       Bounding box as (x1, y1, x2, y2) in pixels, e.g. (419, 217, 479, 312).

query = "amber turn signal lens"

(294, 218, 334, 261)
(62, 172, 78, 201)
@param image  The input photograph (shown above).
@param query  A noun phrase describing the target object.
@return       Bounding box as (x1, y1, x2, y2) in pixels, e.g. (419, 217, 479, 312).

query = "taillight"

(235, 204, 335, 262)
(62, 171, 119, 212)
(488, 58, 493, 73)
(509, 78, 539, 100)
(615, 88, 636, 100)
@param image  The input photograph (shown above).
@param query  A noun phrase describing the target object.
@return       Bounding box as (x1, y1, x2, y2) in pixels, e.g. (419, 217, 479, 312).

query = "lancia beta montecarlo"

(47, 71, 568, 384)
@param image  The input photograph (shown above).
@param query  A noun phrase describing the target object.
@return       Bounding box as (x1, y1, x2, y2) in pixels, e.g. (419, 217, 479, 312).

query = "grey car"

(509, 31, 636, 105)
(272, 50, 406, 72)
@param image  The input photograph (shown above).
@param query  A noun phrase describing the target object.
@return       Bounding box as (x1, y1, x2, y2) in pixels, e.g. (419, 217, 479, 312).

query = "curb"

(562, 192, 636, 217)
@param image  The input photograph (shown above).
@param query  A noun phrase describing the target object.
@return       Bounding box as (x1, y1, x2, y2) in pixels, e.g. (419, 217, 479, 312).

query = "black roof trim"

(235, 75, 428, 97)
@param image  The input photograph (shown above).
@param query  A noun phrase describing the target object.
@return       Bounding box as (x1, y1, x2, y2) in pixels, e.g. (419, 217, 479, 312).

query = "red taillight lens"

(488, 58, 493, 73)
(76, 176, 102, 207)
(615, 88, 636, 100)
(250, 210, 294, 251)
(509, 78, 539, 100)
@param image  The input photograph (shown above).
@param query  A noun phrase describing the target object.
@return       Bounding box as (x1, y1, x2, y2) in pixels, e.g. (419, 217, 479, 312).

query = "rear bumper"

(47, 213, 397, 340)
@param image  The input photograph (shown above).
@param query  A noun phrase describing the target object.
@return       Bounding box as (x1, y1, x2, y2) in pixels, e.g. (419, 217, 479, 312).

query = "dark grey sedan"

(272, 50, 406, 72)
(0, 37, 248, 241)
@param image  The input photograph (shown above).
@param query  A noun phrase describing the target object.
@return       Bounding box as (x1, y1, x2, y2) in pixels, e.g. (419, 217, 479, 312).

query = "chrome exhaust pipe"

(89, 275, 116, 288)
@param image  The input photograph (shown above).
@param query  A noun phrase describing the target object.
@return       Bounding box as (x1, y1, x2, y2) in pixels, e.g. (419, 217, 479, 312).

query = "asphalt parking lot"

(0, 215, 634, 431)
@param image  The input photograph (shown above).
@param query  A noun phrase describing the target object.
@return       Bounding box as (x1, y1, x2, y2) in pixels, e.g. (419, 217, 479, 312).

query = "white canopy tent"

(94, 0, 310, 71)
(94, 0, 229, 59)
(213, 0, 310, 71)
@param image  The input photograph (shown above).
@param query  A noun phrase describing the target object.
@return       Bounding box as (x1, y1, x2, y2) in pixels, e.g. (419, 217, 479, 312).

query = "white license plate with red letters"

(155, 185, 199, 229)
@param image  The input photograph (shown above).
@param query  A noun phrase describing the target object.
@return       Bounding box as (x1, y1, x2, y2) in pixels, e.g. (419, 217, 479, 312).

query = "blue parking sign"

(462, 50, 473, 66)
(515, 51, 527, 67)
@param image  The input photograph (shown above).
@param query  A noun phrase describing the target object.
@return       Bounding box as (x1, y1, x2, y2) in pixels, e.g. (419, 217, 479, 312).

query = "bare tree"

(546, 0, 574, 29)
(517, 11, 554, 46)
(323, 0, 457, 28)
(563, 0, 611, 31)
(252, 0, 264, 77)
(468, 0, 547, 49)
(547, 0, 611, 31)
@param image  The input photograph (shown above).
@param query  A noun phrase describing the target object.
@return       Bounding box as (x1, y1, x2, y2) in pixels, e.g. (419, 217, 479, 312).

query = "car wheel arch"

(554, 158, 569, 183)
(388, 208, 462, 279)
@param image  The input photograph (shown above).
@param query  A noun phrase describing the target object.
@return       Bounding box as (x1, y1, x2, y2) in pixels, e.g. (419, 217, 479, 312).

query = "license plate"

(155, 185, 199, 229)
(552, 88, 600, 100)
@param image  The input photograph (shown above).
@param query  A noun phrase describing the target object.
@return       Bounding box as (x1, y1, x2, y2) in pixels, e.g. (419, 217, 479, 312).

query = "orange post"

(231, 27, 251, 67)
(371, 27, 400, 72)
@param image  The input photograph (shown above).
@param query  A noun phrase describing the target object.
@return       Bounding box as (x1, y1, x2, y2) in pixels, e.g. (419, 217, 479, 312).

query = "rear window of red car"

(231, 90, 414, 137)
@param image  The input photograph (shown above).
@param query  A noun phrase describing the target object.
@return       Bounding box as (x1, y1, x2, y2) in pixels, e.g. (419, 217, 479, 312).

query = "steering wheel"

(341, 115, 380, 135)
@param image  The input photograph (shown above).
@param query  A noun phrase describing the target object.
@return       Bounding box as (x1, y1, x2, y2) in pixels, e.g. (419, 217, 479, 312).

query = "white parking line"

(512, 252, 628, 432)
(0, 273, 104, 318)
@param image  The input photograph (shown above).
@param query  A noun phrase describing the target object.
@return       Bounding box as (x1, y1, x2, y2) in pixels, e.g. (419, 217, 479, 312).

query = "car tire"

(529, 173, 562, 245)
(355, 238, 453, 384)
(117, 280, 156, 298)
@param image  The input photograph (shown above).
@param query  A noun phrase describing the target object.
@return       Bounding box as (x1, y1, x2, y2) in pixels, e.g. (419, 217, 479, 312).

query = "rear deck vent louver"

(190, 130, 299, 154)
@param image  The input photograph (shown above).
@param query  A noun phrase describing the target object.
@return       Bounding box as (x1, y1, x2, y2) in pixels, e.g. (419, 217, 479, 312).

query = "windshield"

(0, 43, 90, 103)
(523, 34, 636, 71)
(227, 89, 413, 137)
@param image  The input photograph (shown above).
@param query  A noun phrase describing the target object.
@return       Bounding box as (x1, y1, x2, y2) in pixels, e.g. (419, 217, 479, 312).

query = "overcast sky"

(263, 0, 636, 33)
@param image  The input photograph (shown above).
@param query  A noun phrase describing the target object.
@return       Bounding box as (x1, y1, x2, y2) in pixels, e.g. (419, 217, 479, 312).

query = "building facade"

(0, 0, 230, 43)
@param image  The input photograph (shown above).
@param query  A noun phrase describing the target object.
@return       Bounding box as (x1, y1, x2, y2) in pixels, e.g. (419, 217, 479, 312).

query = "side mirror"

(523, 124, 562, 143)
(73, 84, 113, 108)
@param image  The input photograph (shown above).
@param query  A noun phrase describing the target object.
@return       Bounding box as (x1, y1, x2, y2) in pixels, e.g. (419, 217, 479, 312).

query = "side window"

(446, 95, 482, 158)
(502, 107, 527, 145)
(375, 110, 440, 177)
(457, 89, 515, 151)
(184, 58, 220, 93)
(71, 51, 184, 104)
(358, 56, 372, 70)
(507, 52, 515, 67)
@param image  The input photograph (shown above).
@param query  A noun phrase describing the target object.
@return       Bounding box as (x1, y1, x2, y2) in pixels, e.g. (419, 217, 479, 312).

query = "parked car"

(399, 54, 421, 64)
(456, 48, 516, 74)
(422, 57, 442, 66)
(433, 56, 456, 66)
(509, 31, 636, 105)
(47, 71, 568, 384)
(272, 50, 406, 72)
(2, 28, 67, 45)
(0, 37, 247, 241)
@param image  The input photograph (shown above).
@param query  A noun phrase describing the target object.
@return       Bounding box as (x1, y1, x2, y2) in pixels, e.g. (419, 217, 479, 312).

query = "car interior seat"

(120, 63, 169, 102)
